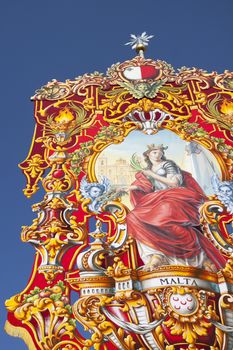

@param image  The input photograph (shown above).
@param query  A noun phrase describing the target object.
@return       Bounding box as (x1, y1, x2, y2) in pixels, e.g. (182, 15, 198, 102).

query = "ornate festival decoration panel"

(5, 34, 233, 350)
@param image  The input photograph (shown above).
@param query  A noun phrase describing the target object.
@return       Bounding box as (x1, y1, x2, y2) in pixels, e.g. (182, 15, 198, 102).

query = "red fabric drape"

(127, 171, 226, 269)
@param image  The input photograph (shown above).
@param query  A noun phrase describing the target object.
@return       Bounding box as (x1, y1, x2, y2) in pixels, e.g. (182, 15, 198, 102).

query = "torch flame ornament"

(125, 32, 154, 58)
(220, 98, 233, 116)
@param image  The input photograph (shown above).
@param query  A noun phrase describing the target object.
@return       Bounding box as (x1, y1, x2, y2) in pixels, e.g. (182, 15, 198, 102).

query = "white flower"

(125, 32, 154, 50)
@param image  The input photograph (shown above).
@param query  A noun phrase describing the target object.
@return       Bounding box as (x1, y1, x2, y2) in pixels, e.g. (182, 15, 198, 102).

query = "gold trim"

(137, 266, 218, 283)
(52, 340, 83, 350)
(76, 283, 114, 289)
(67, 276, 115, 288)
(4, 321, 37, 350)
(87, 121, 230, 191)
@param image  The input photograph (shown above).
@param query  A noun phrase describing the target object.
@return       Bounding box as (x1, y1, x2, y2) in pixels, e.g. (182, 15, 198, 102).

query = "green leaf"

(50, 292, 62, 301)
(65, 304, 72, 314)
(30, 287, 41, 295)
(206, 94, 221, 117)
(71, 154, 80, 161)
(68, 318, 76, 327)
(73, 167, 81, 174)
(212, 137, 225, 143)
(56, 281, 65, 291)
(130, 153, 144, 171)
(26, 294, 39, 303)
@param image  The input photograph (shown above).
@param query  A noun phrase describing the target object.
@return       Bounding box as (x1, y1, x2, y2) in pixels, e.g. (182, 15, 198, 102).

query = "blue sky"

(1, 0, 233, 348)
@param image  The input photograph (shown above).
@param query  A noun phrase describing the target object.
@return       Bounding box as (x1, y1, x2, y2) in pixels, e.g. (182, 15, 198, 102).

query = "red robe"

(127, 171, 226, 269)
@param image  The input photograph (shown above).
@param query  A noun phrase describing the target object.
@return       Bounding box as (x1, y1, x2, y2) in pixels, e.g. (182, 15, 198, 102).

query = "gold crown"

(147, 144, 168, 151)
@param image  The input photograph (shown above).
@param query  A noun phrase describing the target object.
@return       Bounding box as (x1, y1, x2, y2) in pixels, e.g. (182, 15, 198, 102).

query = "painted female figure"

(126, 144, 226, 271)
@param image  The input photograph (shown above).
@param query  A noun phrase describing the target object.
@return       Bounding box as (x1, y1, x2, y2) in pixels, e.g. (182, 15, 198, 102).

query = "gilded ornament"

(117, 79, 166, 99)
(106, 257, 132, 279)
(6, 281, 76, 350)
(44, 103, 88, 144)
(26, 154, 45, 178)
(32, 79, 71, 100)
(214, 70, 233, 91)
(200, 198, 233, 256)
(156, 287, 218, 348)
(6, 45, 233, 350)
(176, 66, 215, 89)
(125, 98, 165, 113)
(73, 294, 144, 350)
(222, 258, 233, 279)
(205, 93, 233, 131)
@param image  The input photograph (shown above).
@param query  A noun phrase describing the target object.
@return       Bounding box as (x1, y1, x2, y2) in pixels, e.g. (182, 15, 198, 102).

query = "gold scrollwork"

(98, 84, 192, 120)
(200, 198, 233, 258)
(221, 258, 233, 279)
(22, 216, 85, 260)
(21, 191, 86, 283)
(5, 281, 76, 350)
(106, 257, 132, 279)
(42, 163, 74, 194)
(52, 341, 83, 350)
(175, 67, 215, 89)
(150, 287, 219, 349)
(32, 80, 72, 100)
(125, 97, 165, 113)
(73, 295, 136, 350)
(10, 53, 233, 350)
(26, 154, 45, 178)
(197, 92, 233, 132)
(20, 153, 49, 198)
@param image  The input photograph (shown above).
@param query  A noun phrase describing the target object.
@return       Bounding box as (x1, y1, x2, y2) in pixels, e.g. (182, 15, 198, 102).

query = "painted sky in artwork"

(97, 129, 186, 164)
(96, 129, 221, 197)
(1, 0, 233, 348)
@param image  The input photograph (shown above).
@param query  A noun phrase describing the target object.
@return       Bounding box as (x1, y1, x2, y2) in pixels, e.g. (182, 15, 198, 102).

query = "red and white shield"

(123, 65, 159, 80)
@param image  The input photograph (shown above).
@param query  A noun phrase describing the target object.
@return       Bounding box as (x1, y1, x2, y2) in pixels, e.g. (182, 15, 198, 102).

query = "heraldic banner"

(5, 34, 233, 350)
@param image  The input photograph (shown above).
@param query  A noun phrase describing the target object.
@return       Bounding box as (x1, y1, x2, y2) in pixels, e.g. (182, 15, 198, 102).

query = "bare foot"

(142, 255, 167, 271)
(203, 260, 217, 273)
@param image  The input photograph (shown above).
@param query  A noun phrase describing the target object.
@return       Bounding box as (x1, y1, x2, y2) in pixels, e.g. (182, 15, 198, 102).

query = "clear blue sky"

(1, 0, 232, 348)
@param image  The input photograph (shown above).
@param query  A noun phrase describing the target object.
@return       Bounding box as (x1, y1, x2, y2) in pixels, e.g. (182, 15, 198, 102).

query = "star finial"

(125, 32, 154, 58)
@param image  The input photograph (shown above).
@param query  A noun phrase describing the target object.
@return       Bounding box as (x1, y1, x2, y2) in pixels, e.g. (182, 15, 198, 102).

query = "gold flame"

(220, 99, 233, 116)
(55, 107, 75, 123)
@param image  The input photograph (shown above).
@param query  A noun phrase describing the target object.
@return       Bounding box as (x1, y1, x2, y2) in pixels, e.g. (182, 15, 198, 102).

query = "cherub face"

(89, 186, 102, 198)
(136, 83, 147, 92)
(219, 185, 233, 198)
